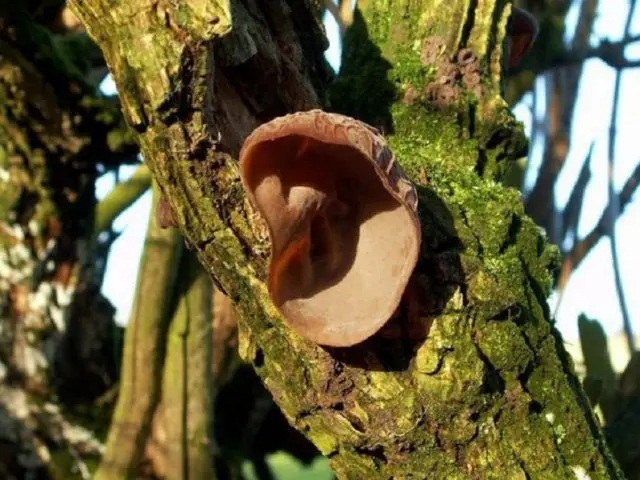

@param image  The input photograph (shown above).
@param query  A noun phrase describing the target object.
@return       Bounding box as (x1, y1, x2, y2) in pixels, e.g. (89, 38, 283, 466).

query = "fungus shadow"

(327, 10, 396, 134)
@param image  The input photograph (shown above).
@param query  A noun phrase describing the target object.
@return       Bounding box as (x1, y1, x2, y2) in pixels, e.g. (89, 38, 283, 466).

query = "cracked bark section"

(70, 0, 623, 477)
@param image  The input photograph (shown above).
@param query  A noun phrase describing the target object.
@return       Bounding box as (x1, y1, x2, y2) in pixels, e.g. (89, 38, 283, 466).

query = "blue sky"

(98, 1, 640, 350)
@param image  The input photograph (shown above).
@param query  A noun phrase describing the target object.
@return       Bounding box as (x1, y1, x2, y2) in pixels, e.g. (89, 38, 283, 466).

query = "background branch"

(94, 163, 151, 235)
(557, 160, 640, 292)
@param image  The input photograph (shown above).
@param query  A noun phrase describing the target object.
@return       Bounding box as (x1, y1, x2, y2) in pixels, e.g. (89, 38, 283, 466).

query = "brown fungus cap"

(508, 7, 539, 68)
(239, 110, 421, 347)
(156, 195, 178, 229)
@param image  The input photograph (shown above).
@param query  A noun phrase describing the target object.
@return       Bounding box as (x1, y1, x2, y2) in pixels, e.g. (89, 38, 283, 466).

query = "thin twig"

(558, 160, 640, 291)
(552, 143, 595, 319)
(551, 34, 640, 70)
(561, 142, 593, 245)
(524, 0, 599, 237)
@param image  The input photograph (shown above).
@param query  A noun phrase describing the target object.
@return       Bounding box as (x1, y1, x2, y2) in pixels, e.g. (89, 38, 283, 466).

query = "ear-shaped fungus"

(239, 110, 421, 347)
(509, 7, 539, 68)
(157, 195, 178, 229)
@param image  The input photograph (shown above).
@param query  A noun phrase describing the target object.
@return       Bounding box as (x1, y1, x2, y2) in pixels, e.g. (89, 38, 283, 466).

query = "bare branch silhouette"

(557, 160, 640, 292)
(606, 0, 637, 357)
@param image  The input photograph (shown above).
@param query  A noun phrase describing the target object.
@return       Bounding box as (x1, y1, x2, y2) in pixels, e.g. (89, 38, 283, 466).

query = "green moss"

(173, 0, 232, 41)
(477, 320, 533, 380)
(305, 426, 339, 456)
(414, 337, 486, 422)
(329, 447, 379, 479)
(467, 269, 518, 317)
(389, 104, 481, 177)
(498, 403, 565, 476)
(439, 411, 477, 444)
(415, 316, 455, 374)
(525, 336, 607, 471)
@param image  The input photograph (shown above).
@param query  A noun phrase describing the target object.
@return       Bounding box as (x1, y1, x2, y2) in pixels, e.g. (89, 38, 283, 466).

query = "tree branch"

(605, 0, 637, 357)
(162, 251, 215, 480)
(558, 160, 640, 291)
(523, 0, 598, 238)
(560, 142, 593, 245)
(95, 182, 183, 480)
(94, 163, 151, 235)
(547, 34, 640, 71)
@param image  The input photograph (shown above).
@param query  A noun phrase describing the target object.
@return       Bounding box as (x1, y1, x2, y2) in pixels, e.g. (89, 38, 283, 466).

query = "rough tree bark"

(70, 0, 624, 478)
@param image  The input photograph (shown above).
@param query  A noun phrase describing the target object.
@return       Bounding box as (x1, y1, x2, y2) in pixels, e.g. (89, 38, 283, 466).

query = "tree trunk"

(162, 250, 215, 480)
(69, 0, 624, 478)
(95, 182, 182, 480)
(97, 184, 218, 480)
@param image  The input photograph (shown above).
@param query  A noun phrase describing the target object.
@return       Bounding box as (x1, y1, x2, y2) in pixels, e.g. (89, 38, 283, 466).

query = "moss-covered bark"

(69, 0, 623, 477)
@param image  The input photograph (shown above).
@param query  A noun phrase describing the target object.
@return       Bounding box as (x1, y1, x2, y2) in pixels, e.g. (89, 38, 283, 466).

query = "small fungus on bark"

(508, 7, 539, 68)
(157, 195, 178, 229)
(239, 110, 421, 347)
